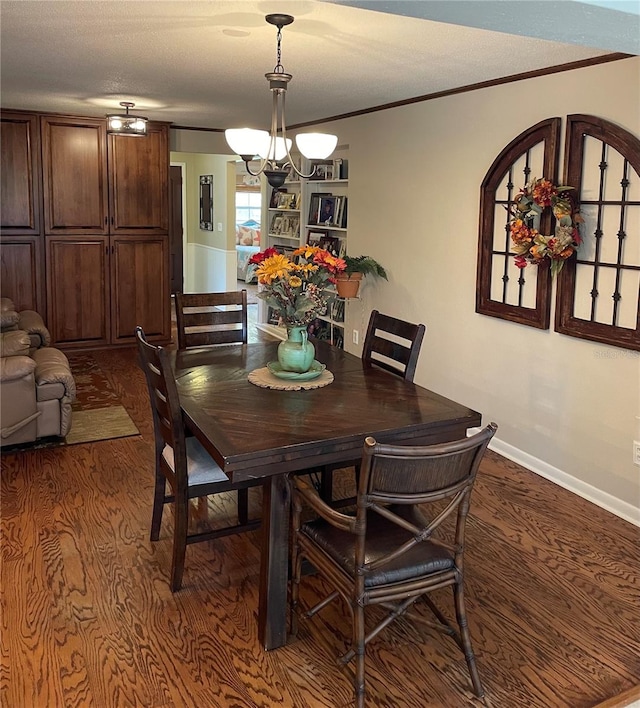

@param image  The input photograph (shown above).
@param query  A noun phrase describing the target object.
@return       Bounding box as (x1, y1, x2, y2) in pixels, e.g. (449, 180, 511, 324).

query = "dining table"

(170, 339, 482, 651)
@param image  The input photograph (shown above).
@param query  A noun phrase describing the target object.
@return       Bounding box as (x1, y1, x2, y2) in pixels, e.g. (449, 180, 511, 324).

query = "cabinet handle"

(105, 216, 108, 225)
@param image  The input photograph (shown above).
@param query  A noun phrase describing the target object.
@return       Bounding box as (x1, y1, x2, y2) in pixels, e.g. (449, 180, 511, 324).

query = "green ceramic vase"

(277, 325, 315, 373)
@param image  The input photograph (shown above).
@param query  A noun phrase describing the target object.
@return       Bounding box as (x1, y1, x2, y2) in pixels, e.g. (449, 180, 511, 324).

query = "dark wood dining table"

(170, 339, 481, 651)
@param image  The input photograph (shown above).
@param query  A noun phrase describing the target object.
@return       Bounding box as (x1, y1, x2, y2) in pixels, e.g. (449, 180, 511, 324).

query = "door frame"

(170, 160, 188, 291)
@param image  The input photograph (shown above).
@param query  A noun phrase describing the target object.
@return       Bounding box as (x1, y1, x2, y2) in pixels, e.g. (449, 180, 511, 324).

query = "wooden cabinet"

(1, 110, 170, 346)
(0, 112, 41, 234)
(108, 125, 168, 233)
(46, 236, 110, 347)
(110, 235, 169, 343)
(0, 235, 45, 313)
(0, 112, 45, 311)
(41, 116, 108, 235)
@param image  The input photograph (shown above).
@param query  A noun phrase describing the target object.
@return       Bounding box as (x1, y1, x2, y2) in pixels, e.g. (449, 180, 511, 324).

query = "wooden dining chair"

(135, 326, 261, 591)
(290, 423, 497, 708)
(175, 290, 248, 349)
(319, 309, 427, 504)
(362, 309, 426, 381)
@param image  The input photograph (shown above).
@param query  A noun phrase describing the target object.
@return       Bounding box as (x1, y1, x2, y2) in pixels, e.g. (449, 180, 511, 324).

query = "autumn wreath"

(508, 177, 582, 276)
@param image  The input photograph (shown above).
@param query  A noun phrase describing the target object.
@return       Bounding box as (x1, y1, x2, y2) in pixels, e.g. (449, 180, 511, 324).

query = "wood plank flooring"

(1, 343, 639, 707)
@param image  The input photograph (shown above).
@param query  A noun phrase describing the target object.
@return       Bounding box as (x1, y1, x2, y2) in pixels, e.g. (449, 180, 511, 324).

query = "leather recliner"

(1, 298, 76, 447)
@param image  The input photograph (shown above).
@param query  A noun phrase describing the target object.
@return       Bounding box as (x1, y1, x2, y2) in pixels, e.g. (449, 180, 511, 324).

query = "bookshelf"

(257, 151, 350, 348)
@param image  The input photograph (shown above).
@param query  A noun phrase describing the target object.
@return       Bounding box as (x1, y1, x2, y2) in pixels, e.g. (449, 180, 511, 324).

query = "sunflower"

(255, 254, 295, 285)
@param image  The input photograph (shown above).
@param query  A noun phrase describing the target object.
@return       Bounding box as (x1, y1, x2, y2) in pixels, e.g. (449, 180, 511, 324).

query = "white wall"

(312, 57, 640, 520)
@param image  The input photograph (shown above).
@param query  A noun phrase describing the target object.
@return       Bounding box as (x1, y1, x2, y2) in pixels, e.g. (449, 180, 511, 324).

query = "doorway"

(169, 164, 185, 294)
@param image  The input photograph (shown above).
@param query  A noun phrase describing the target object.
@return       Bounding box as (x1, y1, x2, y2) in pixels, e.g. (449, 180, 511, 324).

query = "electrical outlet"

(634, 441, 640, 466)
(352, 329, 359, 345)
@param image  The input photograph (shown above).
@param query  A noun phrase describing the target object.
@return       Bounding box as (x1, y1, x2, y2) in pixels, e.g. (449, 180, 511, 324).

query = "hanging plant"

(508, 177, 583, 277)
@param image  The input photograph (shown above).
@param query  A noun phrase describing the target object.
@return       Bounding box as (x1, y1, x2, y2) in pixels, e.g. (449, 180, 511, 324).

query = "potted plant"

(335, 255, 387, 298)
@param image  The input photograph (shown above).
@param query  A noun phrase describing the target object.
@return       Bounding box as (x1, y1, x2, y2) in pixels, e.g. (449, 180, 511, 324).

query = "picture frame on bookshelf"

(317, 196, 338, 226)
(270, 214, 283, 235)
(276, 191, 299, 210)
(318, 234, 340, 256)
(308, 193, 323, 224)
(307, 229, 328, 245)
(270, 188, 286, 208)
(312, 160, 334, 181)
(280, 214, 300, 238)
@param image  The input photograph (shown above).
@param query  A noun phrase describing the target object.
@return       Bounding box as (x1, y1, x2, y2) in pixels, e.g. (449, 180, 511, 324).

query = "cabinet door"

(0, 235, 45, 313)
(1, 112, 41, 234)
(108, 123, 169, 234)
(46, 236, 110, 347)
(41, 116, 108, 235)
(110, 235, 170, 343)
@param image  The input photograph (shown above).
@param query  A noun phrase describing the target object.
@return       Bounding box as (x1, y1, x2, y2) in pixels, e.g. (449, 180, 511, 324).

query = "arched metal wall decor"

(477, 114, 639, 351)
(555, 115, 640, 351)
(476, 118, 561, 329)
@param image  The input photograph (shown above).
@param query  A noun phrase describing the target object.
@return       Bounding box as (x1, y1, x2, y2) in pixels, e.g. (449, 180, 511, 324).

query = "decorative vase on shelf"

(335, 272, 362, 298)
(277, 325, 315, 373)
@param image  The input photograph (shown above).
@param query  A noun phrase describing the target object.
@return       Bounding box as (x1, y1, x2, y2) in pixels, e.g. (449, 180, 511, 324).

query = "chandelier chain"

(274, 26, 284, 74)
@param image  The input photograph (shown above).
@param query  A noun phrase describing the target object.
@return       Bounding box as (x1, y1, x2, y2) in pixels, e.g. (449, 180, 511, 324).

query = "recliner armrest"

(32, 347, 76, 401)
(17, 310, 51, 348)
(0, 331, 31, 358)
(0, 354, 36, 382)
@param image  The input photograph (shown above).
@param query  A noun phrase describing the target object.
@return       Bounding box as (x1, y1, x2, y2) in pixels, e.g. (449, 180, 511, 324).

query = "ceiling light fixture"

(106, 101, 148, 136)
(225, 14, 338, 189)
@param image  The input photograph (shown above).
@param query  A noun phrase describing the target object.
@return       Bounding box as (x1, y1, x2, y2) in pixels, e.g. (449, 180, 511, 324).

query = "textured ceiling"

(0, 0, 636, 131)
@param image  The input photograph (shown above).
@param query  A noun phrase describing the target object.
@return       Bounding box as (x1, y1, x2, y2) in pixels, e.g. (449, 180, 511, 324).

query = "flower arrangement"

(508, 177, 582, 276)
(250, 246, 346, 327)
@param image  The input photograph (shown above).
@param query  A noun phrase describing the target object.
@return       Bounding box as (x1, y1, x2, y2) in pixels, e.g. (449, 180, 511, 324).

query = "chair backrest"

(362, 309, 425, 382)
(136, 326, 188, 488)
(175, 290, 248, 349)
(355, 423, 497, 573)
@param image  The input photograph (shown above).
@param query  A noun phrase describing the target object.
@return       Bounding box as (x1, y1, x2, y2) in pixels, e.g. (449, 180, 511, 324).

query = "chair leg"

(170, 496, 189, 592)
(237, 488, 249, 525)
(353, 603, 366, 708)
(150, 469, 165, 542)
(320, 466, 334, 503)
(453, 581, 484, 698)
(290, 544, 302, 638)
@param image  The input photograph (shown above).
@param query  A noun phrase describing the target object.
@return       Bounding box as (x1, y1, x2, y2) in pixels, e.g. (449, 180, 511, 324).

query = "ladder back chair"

(319, 309, 427, 504)
(175, 290, 248, 349)
(362, 309, 426, 381)
(290, 423, 497, 708)
(136, 326, 261, 591)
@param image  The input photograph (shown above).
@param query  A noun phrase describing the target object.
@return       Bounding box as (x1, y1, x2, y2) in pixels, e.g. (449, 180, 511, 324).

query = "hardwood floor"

(1, 344, 639, 707)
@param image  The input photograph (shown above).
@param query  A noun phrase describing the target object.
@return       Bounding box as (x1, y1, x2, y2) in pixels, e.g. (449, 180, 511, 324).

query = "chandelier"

(225, 14, 338, 188)
(106, 102, 148, 136)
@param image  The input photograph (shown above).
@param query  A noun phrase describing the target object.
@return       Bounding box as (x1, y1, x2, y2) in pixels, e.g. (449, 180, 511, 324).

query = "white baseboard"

(468, 428, 640, 527)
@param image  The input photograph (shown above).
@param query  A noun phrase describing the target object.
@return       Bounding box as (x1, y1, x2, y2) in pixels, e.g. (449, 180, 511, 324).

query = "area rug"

(2, 353, 139, 452)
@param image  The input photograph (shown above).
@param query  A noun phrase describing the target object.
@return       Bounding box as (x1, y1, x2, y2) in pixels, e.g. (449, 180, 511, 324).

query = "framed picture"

(307, 229, 328, 245)
(308, 192, 324, 224)
(270, 188, 286, 208)
(312, 160, 334, 181)
(318, 234, 340, 256)
(277, 191, 299, 210)
(317, 195, 338, 226)
(199, 175, 213, 230)
(270, 214, 283, 235)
